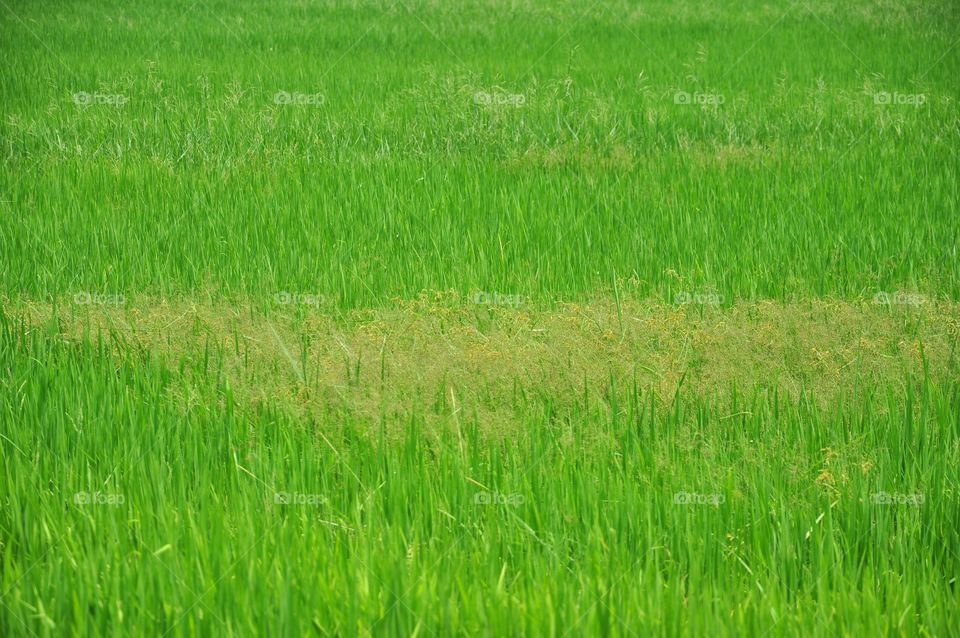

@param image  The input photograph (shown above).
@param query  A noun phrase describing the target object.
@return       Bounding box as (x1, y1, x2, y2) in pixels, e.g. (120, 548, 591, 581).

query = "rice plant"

(1, 0, 959, 635)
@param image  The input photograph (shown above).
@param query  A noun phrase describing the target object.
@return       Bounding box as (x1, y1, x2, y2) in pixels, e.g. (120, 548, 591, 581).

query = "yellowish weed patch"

(9, 296, 957, 432)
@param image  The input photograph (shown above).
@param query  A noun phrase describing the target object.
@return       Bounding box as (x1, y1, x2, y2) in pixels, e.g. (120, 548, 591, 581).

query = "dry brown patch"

(7, 296, 958, 433)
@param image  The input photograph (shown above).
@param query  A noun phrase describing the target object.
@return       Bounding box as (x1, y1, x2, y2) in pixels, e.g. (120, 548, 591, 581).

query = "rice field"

(1, 1, 959, 636)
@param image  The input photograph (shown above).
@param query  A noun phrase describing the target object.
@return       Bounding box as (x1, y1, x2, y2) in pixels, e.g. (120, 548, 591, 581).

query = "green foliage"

(1, 0, 958, 304)
(2, 1, 959, 635)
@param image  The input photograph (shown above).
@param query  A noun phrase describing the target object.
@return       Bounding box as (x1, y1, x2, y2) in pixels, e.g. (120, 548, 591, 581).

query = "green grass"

(2, 0, 960, 635)
(1, 313, 958, 636)
(2, 0, 958, 304)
